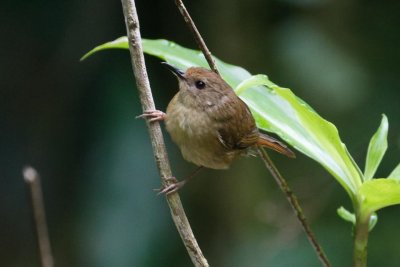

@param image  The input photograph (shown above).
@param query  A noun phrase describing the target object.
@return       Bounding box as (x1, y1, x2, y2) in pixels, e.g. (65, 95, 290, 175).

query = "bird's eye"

(195, 80, 206, 89)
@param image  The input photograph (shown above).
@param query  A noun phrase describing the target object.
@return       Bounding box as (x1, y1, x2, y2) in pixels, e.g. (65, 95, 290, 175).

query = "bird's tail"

(257, 133, 296, 158)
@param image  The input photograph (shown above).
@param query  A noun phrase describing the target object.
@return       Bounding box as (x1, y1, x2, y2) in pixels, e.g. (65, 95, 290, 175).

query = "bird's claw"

(136, 110, 166, 122)
(154, 177, 186, 195)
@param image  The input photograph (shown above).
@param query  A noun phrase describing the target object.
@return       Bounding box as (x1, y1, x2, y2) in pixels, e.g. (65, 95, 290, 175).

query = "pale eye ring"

(195, 80, 206, 89)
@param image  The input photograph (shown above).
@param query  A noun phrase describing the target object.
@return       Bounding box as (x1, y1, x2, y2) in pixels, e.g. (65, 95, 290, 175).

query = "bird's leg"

(136, 110, 166, 122)
(156, 166, 204, 195)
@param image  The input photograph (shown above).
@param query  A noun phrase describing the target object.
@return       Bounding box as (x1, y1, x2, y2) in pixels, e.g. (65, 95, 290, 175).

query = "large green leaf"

(81, 38, 363, 198)
(235, 75, 362, 197)
(359, 179, 400, 215)
(81, 37, 251, 88)
(364, 115, 388, 181)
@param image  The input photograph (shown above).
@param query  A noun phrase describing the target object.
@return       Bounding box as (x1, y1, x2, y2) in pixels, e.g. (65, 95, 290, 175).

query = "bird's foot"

(155, 177, 187, 195)
(136, 110, 166, 122)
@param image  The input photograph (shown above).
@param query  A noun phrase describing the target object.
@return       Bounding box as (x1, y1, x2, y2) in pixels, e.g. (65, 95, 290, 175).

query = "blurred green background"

(2, 0, 399, 266)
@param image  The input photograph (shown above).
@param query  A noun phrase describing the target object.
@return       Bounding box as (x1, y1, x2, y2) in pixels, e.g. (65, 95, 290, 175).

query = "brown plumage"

(161, 63, 295, 169)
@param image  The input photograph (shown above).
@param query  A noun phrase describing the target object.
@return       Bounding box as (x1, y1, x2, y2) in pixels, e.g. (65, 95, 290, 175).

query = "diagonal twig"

(174, 0, 219, 74)
(120, 0, 208, 266)
(23, 166, 54, 267)
(258, 148, 330, 267)
(173, 0, 330, 266)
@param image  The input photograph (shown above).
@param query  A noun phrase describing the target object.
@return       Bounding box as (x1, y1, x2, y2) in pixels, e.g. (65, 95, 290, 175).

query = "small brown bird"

(139, 63, 295, 193)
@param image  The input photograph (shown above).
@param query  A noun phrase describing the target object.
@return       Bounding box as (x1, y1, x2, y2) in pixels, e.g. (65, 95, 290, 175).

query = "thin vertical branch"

(174, 0, 219, 74)
(120, 0, 208, 266)
(23, 166, 54, 267)
(258, 148, 330, 267)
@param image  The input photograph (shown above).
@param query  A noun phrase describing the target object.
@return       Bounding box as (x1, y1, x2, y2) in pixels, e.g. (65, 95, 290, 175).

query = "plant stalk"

(120, 0, 208, 266)
(258, 147, 331, 267)
(353, 212, 370, 267)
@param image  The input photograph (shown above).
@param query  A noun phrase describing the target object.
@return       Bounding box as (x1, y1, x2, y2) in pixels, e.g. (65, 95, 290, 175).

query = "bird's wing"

(215, 96, 259, 150)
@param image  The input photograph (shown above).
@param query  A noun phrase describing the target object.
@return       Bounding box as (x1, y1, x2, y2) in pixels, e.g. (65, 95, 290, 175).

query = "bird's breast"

(165, 95, 237, 169)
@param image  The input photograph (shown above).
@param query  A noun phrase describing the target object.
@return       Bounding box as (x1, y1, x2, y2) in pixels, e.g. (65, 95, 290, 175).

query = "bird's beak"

(161, 62, 185, 80)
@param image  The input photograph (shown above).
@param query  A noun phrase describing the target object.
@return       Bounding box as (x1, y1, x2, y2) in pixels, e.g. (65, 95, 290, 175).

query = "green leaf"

(142, 39, 252, 88)
(337, 207, 378, 231)
(364, 115, 388, 181)
(80, 36, 129, 61)
(81, 37, 251, 88)
(368, 213, 378, 231)
(388, 163, 400, 181)
(337, 206, 356, 224)
(81, 37, 364, 198)
(235, 74, 274, 94)
(235, 75, 362, 197)
(359, 178, 400, 215)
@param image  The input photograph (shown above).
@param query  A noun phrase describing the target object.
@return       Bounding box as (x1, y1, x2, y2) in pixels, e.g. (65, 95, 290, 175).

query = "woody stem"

(121, 0, 208, 266)
(258, 147, 330, 267)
